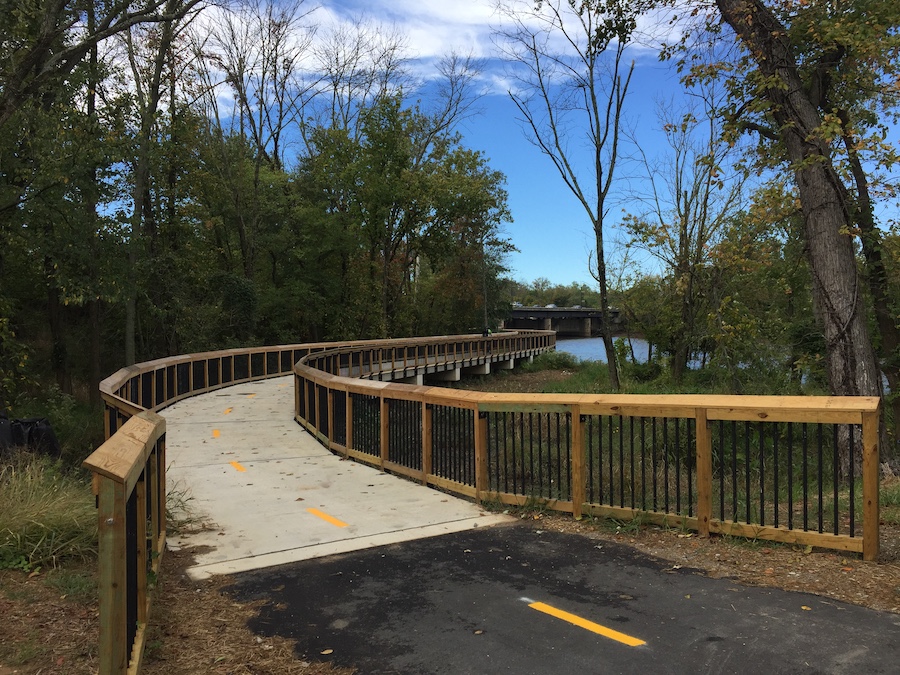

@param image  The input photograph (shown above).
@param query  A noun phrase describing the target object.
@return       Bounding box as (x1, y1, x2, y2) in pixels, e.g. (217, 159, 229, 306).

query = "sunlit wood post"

(475, 408, 489, 503)
(570, 406, 585, 519)
(862, 409, 881, 561)
(695, 408, 712, 538)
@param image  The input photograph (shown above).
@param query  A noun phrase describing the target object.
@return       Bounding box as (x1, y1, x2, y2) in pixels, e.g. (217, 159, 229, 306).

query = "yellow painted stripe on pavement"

(528, 601, 646, 647)
(212, 429, 221, 438)
(307, 508, 348, 528)
(230, 461, 246, 472)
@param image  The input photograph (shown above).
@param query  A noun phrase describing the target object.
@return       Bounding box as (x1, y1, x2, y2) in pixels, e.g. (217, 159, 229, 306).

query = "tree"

(495, 0, 657, 390)
(0, 0, 204, 129)
(700, 0, 886, 404)
(623, 83, 748, 381)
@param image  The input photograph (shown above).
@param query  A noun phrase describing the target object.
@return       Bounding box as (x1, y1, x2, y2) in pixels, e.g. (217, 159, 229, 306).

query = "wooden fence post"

(96, 477, 128, 673)
(570, 406, 585, 519)
(862, 410, 880, 561)
(695, 408, 712, 538)
(475, 409, 489, 503)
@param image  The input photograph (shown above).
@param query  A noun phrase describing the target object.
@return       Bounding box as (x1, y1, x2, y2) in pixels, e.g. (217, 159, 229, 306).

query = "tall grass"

(0, 451, 97, 570)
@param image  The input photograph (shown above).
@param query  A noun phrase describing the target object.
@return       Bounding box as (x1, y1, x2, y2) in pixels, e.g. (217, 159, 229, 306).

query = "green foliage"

(11, 387, 103, 468)
(0, 452, 97, 570)
(519, 350, 581, 372)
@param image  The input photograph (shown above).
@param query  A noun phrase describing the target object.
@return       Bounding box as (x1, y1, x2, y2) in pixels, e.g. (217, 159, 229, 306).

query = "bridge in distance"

(503, 305, 624, 337)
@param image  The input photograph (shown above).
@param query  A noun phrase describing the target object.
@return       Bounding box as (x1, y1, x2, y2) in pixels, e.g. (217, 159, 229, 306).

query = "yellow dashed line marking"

(224, 407, 233, 415)
(212, 429, 220, 438)
(230, 461, 246, 472)
(307, 508, 348, 528)
(526, 600, 646, 647)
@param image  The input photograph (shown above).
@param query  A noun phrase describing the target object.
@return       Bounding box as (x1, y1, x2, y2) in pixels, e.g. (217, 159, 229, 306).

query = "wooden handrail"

(84, 412, 167, 675)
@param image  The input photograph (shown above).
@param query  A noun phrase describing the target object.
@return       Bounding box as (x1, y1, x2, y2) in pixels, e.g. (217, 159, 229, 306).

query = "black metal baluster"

(608, 415, 614, 506)
(718, 421, 725, 521)
(817, 423, 824, 534)
(640, 418, 647, 511)
(773, 426, 780, 529)
(759, 422, 765, 526)
(802, 424, 809, 531)
(687, 420, 694, 517)
(587, 416, 594, 503)
(849, 425, 855, 537)
(675, 419, 682, 514)
(629, 416, 636, 510)
(832, 424, 839, 535)
(744, 422, 751, 524)
(663, 419, 670, 513)
(731, 421, 738, 522)
(528, 412, 535, 496)
(619, 415, 625, 508)
(652, 418, 658, 511)
(556, 413, 562, 500)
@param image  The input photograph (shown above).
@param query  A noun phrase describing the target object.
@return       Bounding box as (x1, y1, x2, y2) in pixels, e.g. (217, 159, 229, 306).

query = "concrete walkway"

(164, 377, 511, 579)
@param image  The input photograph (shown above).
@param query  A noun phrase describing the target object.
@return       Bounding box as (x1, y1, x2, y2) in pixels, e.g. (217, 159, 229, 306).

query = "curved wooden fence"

(82, 331, 553, 674)
(83, 329, 882, 673)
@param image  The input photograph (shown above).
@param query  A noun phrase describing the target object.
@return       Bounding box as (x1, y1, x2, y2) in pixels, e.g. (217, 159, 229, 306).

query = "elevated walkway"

(165, 377, 512, 579)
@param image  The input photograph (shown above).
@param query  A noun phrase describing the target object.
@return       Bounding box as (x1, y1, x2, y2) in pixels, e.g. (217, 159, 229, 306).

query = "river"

(555, 336, 650, 363)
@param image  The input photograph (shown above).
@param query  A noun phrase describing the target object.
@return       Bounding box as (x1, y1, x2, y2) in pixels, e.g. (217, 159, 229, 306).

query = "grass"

(44, 565, 98, 602)
(0, 450, 97, 571)
(882, 478, 900, 525)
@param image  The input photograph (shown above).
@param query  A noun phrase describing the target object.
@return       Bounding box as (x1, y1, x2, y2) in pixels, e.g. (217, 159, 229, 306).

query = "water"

(556, 336, 650, 363)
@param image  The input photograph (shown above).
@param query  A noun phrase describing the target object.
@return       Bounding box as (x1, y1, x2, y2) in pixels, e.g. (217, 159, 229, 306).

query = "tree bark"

(716, 0, 881, 401)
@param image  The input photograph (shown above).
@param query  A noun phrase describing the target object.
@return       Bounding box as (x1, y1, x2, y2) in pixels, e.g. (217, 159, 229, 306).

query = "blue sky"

(306, 0, 683, 287)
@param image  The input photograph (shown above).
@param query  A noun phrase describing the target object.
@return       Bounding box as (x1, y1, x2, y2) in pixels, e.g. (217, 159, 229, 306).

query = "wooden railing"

(295, 348, 882, 561)
(86, 330, 553, 674)
(83, 412, 166, 675)
(85, 329, 881, 675)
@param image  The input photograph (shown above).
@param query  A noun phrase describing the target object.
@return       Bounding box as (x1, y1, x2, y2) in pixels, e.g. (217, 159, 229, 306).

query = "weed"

(519, 350, 581, 373)
(0, 451, 97, 570)
(166, 477, 214, 534)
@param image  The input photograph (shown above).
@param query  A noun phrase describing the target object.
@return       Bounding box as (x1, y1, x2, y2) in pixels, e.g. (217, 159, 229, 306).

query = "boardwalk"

(163, 376, 512, 579)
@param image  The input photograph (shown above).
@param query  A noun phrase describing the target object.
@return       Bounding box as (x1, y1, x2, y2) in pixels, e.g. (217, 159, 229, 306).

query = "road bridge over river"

(503, 305, 625, 336)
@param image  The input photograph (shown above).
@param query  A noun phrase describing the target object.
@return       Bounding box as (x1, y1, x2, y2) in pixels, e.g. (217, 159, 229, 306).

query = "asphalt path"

(226, 524, 900, 674)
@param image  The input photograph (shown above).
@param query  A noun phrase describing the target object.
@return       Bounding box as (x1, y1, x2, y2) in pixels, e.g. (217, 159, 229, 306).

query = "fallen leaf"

(474, 630, 484, 635)
(842, 567, 854, 572)
(803, 545, 813, 554)
(761, 548, 773, 555)
(801, 606, 812, 611)
(764, 568, 775, 576)
(321, 649, 334, 655)
(295, 497, 304, 501)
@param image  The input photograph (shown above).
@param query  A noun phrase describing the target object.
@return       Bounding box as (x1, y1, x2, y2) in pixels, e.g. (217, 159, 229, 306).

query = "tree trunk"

(716, 0, 880, 401)
(595, 228, 620, 390)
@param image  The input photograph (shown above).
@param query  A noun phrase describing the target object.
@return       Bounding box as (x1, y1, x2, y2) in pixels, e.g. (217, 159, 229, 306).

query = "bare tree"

(309, 18, 412, 140)
(495, 0, 655, 389)
(204, 0, 318, 169)
(623, 80, 748, 381)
